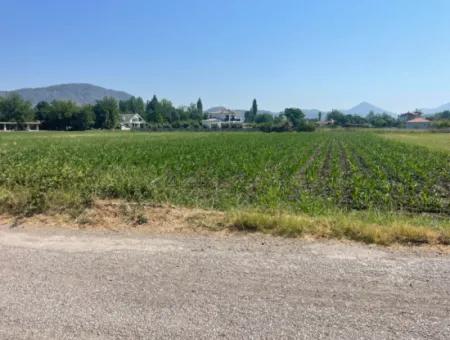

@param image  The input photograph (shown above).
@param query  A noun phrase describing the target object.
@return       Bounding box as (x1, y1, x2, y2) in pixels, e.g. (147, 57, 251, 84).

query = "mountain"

(344, 102, 393, 116)
(0, 83, 133, 106)
(302, 109, 323, 120)
(420, 103, 450, 115)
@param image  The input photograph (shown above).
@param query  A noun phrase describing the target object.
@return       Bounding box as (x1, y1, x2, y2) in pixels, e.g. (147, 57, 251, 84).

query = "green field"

(1, 131, 449, 244)
(380, 132, 450, 153)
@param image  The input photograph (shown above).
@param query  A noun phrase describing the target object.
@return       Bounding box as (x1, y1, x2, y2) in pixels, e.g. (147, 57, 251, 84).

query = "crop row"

(0, 131, 448, 216)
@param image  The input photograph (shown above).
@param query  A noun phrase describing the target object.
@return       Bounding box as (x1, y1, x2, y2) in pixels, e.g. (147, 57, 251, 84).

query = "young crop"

(0, 131, 448, 217)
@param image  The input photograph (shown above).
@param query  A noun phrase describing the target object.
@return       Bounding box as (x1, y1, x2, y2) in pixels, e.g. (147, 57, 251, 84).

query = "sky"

(1, 0, 450, 113)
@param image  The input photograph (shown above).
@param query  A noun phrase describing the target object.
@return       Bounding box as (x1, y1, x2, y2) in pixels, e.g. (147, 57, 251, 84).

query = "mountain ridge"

(0, 83, 133, 105)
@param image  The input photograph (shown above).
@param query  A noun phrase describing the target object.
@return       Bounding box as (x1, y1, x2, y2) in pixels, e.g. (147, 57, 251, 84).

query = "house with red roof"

(399, 110, 422, 123)
(405, 117, 431, 129)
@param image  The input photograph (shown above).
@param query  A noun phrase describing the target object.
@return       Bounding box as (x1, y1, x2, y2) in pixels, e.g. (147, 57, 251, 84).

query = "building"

(399, 110, 422, 123)
(405, 117, 431, 129)
(120, 114, 146, 130)
(317, 119, 335, 127)
(1, 121, 41, 131)
(202, 107, 244, 129)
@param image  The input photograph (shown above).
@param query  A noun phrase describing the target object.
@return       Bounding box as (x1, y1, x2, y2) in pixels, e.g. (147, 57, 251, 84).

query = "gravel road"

(0, 226, 449, 339)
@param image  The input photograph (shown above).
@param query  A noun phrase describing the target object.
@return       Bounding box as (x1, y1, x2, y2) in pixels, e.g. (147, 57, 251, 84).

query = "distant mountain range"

(343, 101, 394, 116)
(0, 83, 133, 106)
(420, 103, 450, 115)
(1, 84, 449, 117)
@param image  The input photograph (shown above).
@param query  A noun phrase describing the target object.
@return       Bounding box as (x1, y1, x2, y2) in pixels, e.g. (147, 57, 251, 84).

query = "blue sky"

(1, 0, 450, 112)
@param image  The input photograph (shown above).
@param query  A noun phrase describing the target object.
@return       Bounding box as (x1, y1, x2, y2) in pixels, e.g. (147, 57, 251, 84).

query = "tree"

(283, 107, 305, 128)
(71, 105, 95, 130)
(318, 111, 322, 121)
(0, 93, 34, 123)
(254, 113, 273, 124)
(46, 100, 78, 130)
(159, 99, 176, 123)
(145, 95, 163, 123)
(94, 97, 119, 129)
(196, 98, 203, 116)
(35, 101, 51, 122)
(244, 99, 258, 122)
(251, 99, 258, 119)
(120, 96, 145, 114)
(327, 110, 346, 125)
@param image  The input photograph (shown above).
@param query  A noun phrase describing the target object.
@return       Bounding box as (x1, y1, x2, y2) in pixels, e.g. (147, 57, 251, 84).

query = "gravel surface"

(0, 226, 449, 339)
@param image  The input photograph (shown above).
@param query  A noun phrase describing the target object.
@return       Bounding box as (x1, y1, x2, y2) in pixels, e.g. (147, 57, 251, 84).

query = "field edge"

(1, 200, 449, 247)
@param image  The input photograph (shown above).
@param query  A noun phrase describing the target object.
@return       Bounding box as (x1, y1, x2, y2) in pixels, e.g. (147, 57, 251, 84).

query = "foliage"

(245, 99, 258, 122)
(366, 111, 399, 128)
(0, 93, 34, 123)
(119, 96, 145, 114)
(326, 110, 398, 128)
(196, 98, 203, 116)
(254, 113, 273, 124)
(94, 97, 120, 129)
(433, 110, 450, 120)
(1, 131, 447, 218)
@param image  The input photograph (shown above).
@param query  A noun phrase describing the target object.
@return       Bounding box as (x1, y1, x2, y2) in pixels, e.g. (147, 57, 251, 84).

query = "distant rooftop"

(407, 117, 430, 123)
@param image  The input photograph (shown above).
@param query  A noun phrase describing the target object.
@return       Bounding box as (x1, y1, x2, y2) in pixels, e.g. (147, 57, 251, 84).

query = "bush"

(296, 121, 316, 132)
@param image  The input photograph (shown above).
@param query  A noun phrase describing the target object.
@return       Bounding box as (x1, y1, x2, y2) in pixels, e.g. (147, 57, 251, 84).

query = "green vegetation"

(380, 132, 450, 153)
(229, 211, 450, 245)
(326, 110, 399, 127)
(0, 131, 448, 244)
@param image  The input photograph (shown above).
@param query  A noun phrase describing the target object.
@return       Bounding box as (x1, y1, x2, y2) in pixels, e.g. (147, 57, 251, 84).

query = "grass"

(228, 210, 450, 245)
(379, 132, 450, 153)
(0, 130, 449, 245)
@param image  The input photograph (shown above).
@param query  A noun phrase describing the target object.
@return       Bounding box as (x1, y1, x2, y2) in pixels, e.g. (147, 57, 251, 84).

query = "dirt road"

(0, 226, 449, 339)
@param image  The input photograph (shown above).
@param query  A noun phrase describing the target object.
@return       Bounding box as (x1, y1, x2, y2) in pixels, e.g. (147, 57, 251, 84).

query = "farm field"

(380, 132, 450, 153)
(0, 131, 449, 244)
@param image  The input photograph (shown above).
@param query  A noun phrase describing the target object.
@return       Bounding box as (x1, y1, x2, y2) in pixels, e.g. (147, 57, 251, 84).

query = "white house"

(202, 107, 244, 129)
(120, 114, 146, 130)
(405, 117, 431, 129)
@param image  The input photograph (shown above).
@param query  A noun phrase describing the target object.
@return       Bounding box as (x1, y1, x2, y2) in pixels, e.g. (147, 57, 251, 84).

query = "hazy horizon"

(2, 0, 450, 113)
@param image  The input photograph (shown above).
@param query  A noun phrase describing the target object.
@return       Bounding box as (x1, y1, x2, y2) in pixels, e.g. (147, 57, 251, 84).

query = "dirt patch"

(0, 200, 226, 235)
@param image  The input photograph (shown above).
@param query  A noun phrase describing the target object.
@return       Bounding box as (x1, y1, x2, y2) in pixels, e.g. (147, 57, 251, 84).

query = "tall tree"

(71, 105, 95, 130)
(94, 97, 119, 129)
(196, 98, 203, 116)
(46, 100, 78, 130)
(119, 96, 145, 114)
(251, 99, 258, 120)
(245, 99, 258, 122)
(145, 95, 163, 123)
(318, 111, 322, 121)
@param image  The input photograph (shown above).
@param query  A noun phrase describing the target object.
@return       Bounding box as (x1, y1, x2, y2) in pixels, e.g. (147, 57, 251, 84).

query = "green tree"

(94, 97, 119, 129)
(71, 105, 95, 130)
(196, 98, 203, 116)
(254, 113, 273, 124)
(46, 100, 78, 130)
(283, 107, 305, 128)
(318, 111, 322, 121)
(145, 95, 163, 123)
(120, 96, 145, 114)
(0, 93, 34, 122)
(35, 101, 51, 123)
(245, 99, 258, 122)
(251, 99, 258, 119)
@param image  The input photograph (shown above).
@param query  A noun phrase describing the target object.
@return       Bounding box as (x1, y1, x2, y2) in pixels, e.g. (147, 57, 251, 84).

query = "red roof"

(407, 117, 430, 123)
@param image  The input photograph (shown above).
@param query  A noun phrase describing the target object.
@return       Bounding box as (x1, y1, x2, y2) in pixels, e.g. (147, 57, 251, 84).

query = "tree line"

(325, 110, 399, 128)
(0, 94, 206, 130)
(1, 93, 449, 131)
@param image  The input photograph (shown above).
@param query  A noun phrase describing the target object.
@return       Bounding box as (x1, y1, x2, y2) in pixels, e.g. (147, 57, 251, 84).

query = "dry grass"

(1, 200, 449, 246)
(228, 210, 450, 246)
(0, 200, 224, 235)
